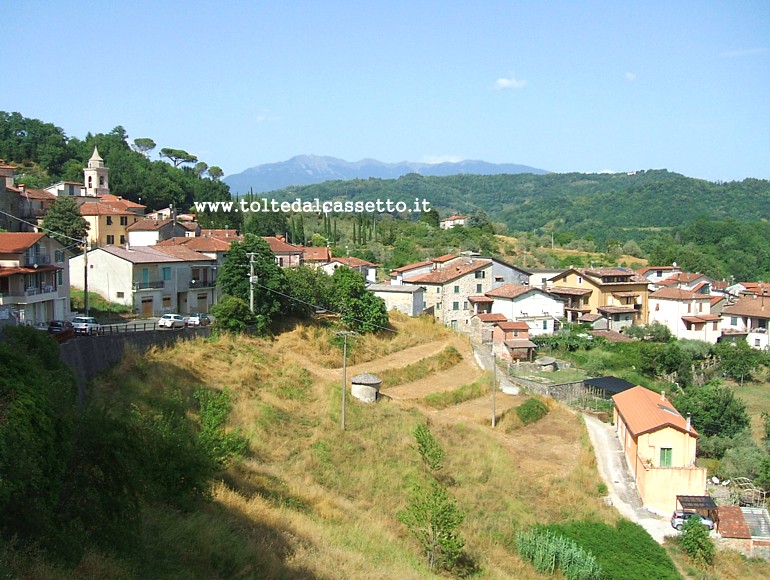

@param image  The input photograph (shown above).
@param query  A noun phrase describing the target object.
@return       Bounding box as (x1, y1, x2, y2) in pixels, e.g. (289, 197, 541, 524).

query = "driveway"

(583, 414, 676, 544)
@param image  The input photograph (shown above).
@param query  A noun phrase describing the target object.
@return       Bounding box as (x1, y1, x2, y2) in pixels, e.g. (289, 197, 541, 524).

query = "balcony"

(190, 279, 216, 288)
(133, 280, 165, 291)
(23, 254, 51, 267)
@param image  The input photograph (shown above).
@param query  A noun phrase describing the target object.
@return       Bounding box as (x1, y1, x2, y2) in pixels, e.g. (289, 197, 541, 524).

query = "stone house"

(367, 283, 425, 316)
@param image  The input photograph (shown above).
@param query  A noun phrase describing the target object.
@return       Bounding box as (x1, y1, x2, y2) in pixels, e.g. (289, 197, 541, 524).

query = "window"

(454, 285, 460, 293)
(57, 270, 63, 285)
(656, 270, 662, 277)
(117, 292, 124, 298)
(436, 302, 441, 310)
(120, 235, 126, 244)
(476, 283, 482, 293)
(660, 447, 672, 467)
(162, 267, 171, 281)
(54, 250, 65, 263)
(542, 320, 548, 330)
(577, 277, 583, 284)
(712, 321, 718, 331)
(731, 316, 738, 326)
(436, 287, 440, 293)
(463, 302, 468, 310)
(475, 271, 485, 279)
(453, 302, 459, 311)
(687, 303, 691, 313)
(162, 296, 171, 307)
(756, 339, 761, 348)
(655, 303, 660, 311)
(120, 216, 128, 226)
(106, 216, 113, 225)
(106, 235, 115, 244)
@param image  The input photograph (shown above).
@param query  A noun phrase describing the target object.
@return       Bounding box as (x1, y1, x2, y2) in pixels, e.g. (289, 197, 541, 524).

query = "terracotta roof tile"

(612, 386, 698, 437)
(485, 284, 532, 300)
(391, 259, 433, 274)
(263, 236, 303, 254)
(497, 321, 529, 331)
(477, 313, 507, 323)
(405, 259, 490, 284)
(650, 287, 705, 300)
(0, 232, 46, 253)
(722, 295, 770, 319)
(717, 506, 752, 539)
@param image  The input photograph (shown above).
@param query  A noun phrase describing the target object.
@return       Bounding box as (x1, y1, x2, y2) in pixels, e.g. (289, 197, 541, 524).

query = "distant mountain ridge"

(224, 154, 549, 194)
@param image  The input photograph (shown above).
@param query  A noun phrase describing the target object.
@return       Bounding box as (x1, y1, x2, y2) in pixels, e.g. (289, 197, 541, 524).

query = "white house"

(321, 256, 378, 284)
(721, 293, 770, 350)
(484, 284, 565, 336)
(0, 232, 70, 325)
(126, 218, 189, 247)
(367, 283, 425, 317)
(439, 215, 467, 229)
(527, 268, 566, 290)
(649, 287, 721, 343)
(70, 245, 216, 317)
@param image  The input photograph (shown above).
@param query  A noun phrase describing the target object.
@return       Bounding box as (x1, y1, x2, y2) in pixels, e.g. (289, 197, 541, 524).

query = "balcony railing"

(190, 279, 216, 288)
(23, 254, 51, 267)
(25, 285, 57, 296)
(133, 280, 165, 290)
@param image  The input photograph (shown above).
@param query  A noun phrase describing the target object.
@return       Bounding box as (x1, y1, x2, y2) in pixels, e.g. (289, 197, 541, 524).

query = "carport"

(676, 495, 719, 529)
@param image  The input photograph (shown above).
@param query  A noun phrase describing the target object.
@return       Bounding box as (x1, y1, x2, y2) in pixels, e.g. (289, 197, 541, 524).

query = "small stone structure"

(350, 372, 382, 404)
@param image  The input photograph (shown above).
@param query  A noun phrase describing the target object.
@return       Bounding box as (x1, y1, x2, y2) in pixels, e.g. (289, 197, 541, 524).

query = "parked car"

(158, 313, 187, 329)
(671, 510, 715, 531)
(186, 313, 211, 327)
(48, 320, 75, 342)
(72, 316, 101, 335)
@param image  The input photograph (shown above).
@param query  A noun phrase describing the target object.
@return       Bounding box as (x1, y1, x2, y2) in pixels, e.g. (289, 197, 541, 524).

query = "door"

(141, 297, 153, 318)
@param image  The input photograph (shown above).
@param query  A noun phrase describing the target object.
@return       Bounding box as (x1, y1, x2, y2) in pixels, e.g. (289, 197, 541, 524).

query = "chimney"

(660, 390, 665, 401)
(18, 183, 25, 194)
(686, 414, 691, 431)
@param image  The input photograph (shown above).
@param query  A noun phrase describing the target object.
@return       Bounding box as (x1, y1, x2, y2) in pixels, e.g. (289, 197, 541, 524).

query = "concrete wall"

(59, 327, 211, 403)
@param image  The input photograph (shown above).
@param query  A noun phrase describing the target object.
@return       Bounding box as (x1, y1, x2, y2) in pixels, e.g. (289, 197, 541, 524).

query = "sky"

(4, 1, 769, 182)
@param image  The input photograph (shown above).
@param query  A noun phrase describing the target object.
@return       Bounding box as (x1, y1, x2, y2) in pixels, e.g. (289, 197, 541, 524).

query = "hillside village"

(2, 149, 770, 576)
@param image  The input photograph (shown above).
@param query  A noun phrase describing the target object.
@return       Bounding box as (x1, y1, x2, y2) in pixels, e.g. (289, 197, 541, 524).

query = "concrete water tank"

(350, 373, 382, 403)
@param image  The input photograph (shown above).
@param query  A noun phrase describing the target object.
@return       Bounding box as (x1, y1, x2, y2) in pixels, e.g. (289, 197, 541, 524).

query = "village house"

(549, 267, 650, 328)
(155, 236, 232, 302)
(636, 265, 684, 287)
(476, 283, 565, 337)
(527, 267, 566, 289)
(657, 271, 714, 293)
(721, 292, 770, 350)
(649, 287, 721, 343)
(69, 245, 216, 317)
(490, 320, 536, 361)
(0, 160, 21, 232)
(126, 218, 189, 247)
(264, 236, 304, 267)
(299, 245, 332, 268)
(367, 283, 425, 317)
(15, 185, 57, 228)
(439, 215, 467, 229)
(0, 232, 70, 326)
(321, 256, 378, 283)
(613, 386, 707, 514)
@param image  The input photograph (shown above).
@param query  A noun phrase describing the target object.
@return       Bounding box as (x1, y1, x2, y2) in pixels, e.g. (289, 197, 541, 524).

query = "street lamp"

(336, 330, 356, 430)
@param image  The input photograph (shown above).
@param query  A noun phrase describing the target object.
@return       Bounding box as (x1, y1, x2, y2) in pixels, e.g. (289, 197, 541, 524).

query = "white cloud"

(254, 109, 280, 123)
(492, 75, 527, 90)
(720, 47, 769, 57)
(422, 155, 463, 164)
(625, 72, 637, 83)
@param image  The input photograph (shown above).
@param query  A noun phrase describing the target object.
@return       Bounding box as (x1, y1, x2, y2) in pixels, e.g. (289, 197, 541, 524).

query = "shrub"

(516, 398, 549, 425)
(680, 516, 715, 567)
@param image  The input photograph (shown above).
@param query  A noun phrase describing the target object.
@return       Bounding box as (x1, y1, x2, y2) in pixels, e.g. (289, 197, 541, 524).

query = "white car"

(72, 316, 101, 335)
(158, 314, 186, 329)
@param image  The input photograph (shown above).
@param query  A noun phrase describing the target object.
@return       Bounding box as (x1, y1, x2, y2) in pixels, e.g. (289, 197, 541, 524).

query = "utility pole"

(247, 252, 257, 314)
(492, 352, 497, 428)
(336, 331, 356, 430)
(83, 237, 89, 316)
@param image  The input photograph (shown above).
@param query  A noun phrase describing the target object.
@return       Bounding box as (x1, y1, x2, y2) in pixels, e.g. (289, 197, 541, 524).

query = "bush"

(516, 398, 549, 425)
(680, 516, 715, 567)
(515, 528, 602, 579)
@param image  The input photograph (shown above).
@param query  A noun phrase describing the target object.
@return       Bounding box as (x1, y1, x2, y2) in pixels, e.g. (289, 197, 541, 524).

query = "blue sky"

(5, 1, 768, 181)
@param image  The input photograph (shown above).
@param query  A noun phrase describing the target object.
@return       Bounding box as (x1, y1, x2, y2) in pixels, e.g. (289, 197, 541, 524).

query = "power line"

(0, 207, 86, 245)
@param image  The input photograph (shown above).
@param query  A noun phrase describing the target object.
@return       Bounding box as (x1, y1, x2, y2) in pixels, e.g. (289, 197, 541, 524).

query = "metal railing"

(132, 280, 165, 290)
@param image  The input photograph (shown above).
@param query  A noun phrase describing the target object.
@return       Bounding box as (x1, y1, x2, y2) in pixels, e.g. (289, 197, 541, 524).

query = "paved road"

(471, 343, 520, 395)
(583, 414, 676, 544)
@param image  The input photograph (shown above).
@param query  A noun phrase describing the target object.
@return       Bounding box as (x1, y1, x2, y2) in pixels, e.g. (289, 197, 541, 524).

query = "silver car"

(670, 510, 714, 531)
(158, 314, 186, 329)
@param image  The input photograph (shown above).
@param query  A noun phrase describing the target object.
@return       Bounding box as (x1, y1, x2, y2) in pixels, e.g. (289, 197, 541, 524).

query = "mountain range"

(223, 154, 549, 194)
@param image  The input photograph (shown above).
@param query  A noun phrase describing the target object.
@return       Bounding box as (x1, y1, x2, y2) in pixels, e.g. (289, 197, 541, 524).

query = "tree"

(414, 424, 445, 472)
(329, 266, 388, 333)
(210, 295, 252, 332)
(714, 340, 763, 386)
(679, 515, 714, 567)
(40, 197, 89, 250)
(217, 234, 288, 332)
(420, 207, 440, 228)
(193, 161, 209, 177)
(159, 147, 198, 167)
(131, 138, 156, 157)
(207, 166, 224, 180)
(674, 382, 750, 438)
(283, 266, 332, 317)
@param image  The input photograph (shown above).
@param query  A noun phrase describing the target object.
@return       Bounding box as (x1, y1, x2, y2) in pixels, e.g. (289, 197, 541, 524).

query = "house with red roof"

(0, 232, 70, 325)
(484, 283, 565, 336)
(721, 293, 770, 350)
(491, 320, 536, 361)
(613, 386, 707, 514)
(321, 256, 378, 283)
(439, 215, 467, 229)
(649, 286, 721, 343)
(263, 236, 303, 267)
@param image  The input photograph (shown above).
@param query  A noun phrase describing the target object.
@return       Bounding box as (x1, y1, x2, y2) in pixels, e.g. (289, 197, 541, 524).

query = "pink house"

(491, 320, 536, 361)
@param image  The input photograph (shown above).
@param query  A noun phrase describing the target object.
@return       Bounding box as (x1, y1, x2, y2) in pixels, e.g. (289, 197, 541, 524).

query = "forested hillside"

(0, 111, 232, 226)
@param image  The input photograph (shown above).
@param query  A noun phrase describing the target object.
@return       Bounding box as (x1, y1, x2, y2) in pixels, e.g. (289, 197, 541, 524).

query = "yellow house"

(550, 267, 650, 328)
(79, 195, 145, 248)
(612, 386, 708, 514)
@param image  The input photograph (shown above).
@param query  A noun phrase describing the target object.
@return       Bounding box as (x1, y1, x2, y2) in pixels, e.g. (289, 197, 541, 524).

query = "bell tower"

(83, 146, 109, 196)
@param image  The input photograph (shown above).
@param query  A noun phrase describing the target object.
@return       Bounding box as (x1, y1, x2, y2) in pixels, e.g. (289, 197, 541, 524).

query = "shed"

(351, 373, 382, 404)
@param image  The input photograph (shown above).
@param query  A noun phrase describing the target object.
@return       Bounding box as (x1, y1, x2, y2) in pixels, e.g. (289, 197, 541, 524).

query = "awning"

(677, 495, 718, 511)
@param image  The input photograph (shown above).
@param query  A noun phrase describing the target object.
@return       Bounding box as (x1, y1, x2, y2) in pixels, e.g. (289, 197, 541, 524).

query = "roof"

(552, 267, 648, 286)
(612, 386, 698, 438)
(433, 253, 458, 263)
(98, 245, 205, 264)
(391, 259, 434, 274)
(612, 291, 640, 298)
(579, 313, 603, 322)
(301, 246, 331, 262)
(677, 495, 718, 511)
(740, 282, 770, 296)
(477, 313, 507, 323)
(331, 256, 377, 268)
(659, 272, 711, 286)
(637, 265, 680, 276)
(0, 232, 46, 253)
(485, 283, 532, 300)
(584, 376, 636, 394)
(681, 314, 721, 323)
(153, 246, 214, 262)
(79, 202, 135, 216)
(497, 320, 530, 331)
(548, 286, 592, 296)
(368, 283, 423, 293)
(405, 259, 491, 285)
(503, 339, 537, 349)
(155, 236, 232, 252)
(350, 373, 382, 385)
(95, 194, 145, 209)
(263, 236, 303, 254)
(722, 295, 770, 319)
(717, 506, 752, 539)
(16, 188, 56, 201)
(440, 215, 467, 222)
(200, 228, 243, 240)
(0, 264, 62, 277)
(597, 305, 636, 314)
(468, 295, 494, 304)
(126, 218, 176, 231)
(650, 287, 707, 301)
(588, 329, 633, 342)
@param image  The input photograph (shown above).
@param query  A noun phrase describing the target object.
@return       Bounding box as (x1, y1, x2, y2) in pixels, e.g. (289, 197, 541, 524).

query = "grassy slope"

(71, 315, 618, 578)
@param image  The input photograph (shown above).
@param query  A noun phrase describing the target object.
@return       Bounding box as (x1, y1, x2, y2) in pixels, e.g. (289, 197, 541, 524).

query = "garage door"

(141, 297, 153, 318)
